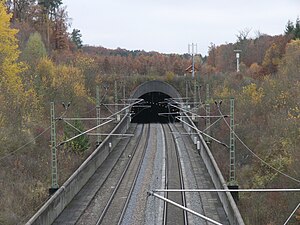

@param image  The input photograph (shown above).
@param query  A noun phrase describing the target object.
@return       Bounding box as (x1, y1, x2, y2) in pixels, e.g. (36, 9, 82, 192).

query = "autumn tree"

(279, 39, 300, 79)
(262, 35, 290, 75)
(51, 6, 69, 50)
(0, 0, 26, 128)
(207, 42, 216, 68)
(6, 0, 36, 22)
(0, 0, 40, 159)
(74, 54, 98, 94)
(262, 43, 281, 74)
(102, 56, 111, 73)
(37, 0, 68, 50)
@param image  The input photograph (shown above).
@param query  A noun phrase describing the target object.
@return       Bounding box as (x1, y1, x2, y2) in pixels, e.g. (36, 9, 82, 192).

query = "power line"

(0, 109, 69, 162)
(203, 117, 223, 132)
(176, 116, 229, 148)
(0, 126, 51, 162)
(217, 108, 300, 184)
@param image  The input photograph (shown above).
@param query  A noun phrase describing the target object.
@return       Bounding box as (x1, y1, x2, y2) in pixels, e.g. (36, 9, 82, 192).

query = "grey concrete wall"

(182, 115, 245, 225)
(131, 80, 182, 99)
(26, 115, 130, 225)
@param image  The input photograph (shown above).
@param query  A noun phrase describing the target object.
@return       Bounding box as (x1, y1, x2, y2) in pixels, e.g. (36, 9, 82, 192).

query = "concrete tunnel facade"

(129, 80, 182, 123)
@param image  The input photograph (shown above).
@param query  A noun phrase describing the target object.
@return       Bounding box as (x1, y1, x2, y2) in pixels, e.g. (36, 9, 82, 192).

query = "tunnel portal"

(131, 92, 180, 123)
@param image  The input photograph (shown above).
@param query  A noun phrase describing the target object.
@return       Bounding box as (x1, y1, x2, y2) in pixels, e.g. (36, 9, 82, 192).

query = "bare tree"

(236, 28, 252, 42)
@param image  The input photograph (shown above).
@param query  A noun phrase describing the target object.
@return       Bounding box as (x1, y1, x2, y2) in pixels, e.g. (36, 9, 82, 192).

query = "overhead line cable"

(203, 117, 223, 132)
(0, 110, 68, 162)
(0, 126, 51, 162)
(217, 107, 300, 184)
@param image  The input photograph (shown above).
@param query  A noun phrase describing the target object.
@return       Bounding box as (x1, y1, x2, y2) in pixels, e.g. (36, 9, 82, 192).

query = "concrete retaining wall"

(26, 115, 130, 225)
(182, 115, 245, 225)
(26, 112, 244, 225)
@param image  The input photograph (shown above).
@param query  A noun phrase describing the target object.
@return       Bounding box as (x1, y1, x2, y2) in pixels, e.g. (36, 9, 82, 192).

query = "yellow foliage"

(75, 55, 95, 70)
(0, 1, 25, 95)
(36, 57, 55, 84)
(54, 65, 87, 98)
(73, 83, 86, 97)
(273, 91, 290, 109)
(249, 63, 262, 76)
(0, 1, 36, 128)
(262, 43, 281, 69)
(288, 106, 300, 119)
(279, 39, 300, 77)
(214, 86, 232, 99)
(241, 83, 264, 105)
(35, 58, 87, 101)
(263, 75, 277, 89)
(165, 71, 175, 82)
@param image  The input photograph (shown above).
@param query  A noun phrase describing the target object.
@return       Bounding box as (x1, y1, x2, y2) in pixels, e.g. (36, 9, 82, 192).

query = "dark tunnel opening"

(131, 92, 180, 123)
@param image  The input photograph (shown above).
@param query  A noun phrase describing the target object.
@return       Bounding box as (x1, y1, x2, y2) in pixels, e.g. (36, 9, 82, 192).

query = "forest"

(0, 0, 300, 224)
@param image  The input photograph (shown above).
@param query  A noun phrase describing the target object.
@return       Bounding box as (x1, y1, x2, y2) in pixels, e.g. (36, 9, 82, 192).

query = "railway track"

(162, 123, 188, 225)
(93, 124, 150, 225)
(53, 123, 229, 225)
(171, 123, 230, 225)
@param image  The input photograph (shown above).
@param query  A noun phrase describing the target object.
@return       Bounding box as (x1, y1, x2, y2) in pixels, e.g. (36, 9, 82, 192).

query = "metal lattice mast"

(197, 83, 201, 126)
(188, 43, 197, 107)
(205, 84, 211, 144)
(114, 80, 118, 113)
(194, 79, 197, 108)
(123, 82, 126, 108)
(50, 102, 58, 189)
(229, 97, 236, 184)
(192, 44, 197, 107)
(115, 80, 120, 121)
(189, 43, 196, 79)
(185, 79, 188, 109)
(96, 86, 102, 145)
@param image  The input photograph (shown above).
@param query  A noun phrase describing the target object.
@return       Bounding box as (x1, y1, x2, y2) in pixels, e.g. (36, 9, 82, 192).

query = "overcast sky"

(63, 0, 299, 55)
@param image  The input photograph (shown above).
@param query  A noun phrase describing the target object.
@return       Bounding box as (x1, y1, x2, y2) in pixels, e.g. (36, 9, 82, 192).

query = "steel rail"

(116, 124, 151, 225)
(153, 189, 300, 193)
(170, 123, 209, 223)
(148, 192, 223, 225)
(162, 124, 188, 225)
(96, 124, 150, 225)
(162, 124, 169, 225)
(169, 124, 189, 225)
(61, 117, 112, 121)
(73, 124, 140, 224)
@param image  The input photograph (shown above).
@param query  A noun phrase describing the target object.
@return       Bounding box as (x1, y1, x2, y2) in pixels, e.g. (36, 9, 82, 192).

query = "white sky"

(63, 0, 300, 55)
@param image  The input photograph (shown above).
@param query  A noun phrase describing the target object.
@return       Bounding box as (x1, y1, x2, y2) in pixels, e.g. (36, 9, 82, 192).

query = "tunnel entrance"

(131, 92, 180, 123)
